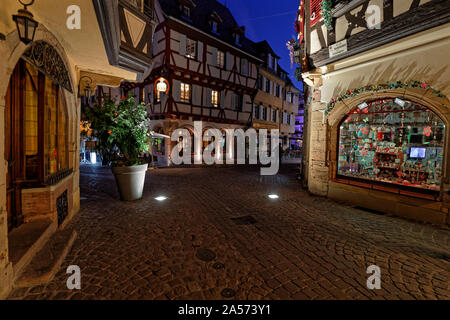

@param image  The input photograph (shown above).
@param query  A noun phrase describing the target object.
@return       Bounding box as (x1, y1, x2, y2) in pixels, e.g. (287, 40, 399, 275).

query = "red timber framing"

(123, 18, 262, 126)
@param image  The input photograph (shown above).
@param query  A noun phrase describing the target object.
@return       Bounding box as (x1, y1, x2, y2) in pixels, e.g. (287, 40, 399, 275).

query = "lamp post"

(12, 0, 38, 45)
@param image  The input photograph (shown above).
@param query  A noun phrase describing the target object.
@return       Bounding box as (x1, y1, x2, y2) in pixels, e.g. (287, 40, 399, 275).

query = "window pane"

(337, 98, 445, 192)
(212, 90, 219, 107)
(186, 39, 196, 59)
(45, 77, 58, 176)
(181, 83, 190, 103)
(57, 89, 67, 171)
(24, 62, 39, 179)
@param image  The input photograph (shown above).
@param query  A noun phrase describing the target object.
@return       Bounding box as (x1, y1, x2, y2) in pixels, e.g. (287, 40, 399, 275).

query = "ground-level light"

(155, 196, 168, 201)
(268, 194, 279, 199)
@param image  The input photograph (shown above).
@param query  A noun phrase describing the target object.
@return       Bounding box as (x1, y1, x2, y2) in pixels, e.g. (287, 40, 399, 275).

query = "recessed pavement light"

(268, 194, 279, 199)
(155, 196, 168, 201)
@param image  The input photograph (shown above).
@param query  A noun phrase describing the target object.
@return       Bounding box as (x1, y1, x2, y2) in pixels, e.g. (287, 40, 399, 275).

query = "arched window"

(7, 59, 70, 185)
(337, 98, 445, 195)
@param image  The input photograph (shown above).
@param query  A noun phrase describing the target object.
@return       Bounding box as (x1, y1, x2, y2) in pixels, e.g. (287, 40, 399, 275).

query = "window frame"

(211, 21, 218, 33)
(186, 38, 197, 60)
(217, 50, 225, 68)
(181, 5, 191, 19)
(180, 82, 191, 103)
(211, 90, 220, 108)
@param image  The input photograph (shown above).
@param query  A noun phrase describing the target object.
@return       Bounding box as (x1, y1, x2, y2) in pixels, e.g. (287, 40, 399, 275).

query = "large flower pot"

(112, 163, 148, 201)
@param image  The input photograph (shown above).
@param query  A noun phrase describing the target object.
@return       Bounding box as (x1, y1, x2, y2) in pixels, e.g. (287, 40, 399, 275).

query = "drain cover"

(212, 262, 225, 270)
(231, 216, 257, 225)
(221, 288, 236, 299)
(196, 248, 216, 262)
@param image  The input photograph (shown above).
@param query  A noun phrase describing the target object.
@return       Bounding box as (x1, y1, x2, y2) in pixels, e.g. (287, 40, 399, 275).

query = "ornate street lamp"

(12, 0, 38, 45)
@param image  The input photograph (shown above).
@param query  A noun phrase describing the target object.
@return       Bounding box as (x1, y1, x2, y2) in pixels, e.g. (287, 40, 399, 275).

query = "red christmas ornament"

(423, 126, 432, 137)
(377, 132, 384, 141)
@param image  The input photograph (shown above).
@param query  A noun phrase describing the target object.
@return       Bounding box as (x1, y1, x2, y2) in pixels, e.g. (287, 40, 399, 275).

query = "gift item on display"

(337, 98, 444, 192)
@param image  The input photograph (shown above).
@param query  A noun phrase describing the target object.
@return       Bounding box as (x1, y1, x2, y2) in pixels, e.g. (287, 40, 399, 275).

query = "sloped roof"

(252, 40, 280, 59)
(159, 0, 257, 57)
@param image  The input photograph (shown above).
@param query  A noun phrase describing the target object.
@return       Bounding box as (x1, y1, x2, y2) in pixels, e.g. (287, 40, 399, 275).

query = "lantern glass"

(84, 86, 92, 98)
(13, 13, 38, 44)
(27, 18, 38, 43)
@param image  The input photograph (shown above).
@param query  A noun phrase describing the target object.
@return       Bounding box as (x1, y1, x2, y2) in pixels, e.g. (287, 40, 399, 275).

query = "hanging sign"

(154, 77, 170, 95)
(329, 39, 348, 58)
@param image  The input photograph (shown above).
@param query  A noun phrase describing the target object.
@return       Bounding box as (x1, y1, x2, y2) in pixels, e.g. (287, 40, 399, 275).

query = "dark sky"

(218, 0, 303, 91)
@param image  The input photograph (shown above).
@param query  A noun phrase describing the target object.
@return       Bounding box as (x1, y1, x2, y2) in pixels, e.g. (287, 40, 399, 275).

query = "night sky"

(219, 0, 303, 91)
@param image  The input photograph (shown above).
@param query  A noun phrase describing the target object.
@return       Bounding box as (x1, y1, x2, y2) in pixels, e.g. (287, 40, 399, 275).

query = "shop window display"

(337, 98, 445, 193)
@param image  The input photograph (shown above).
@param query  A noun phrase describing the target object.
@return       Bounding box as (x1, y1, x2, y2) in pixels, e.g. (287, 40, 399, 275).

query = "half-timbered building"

(137, 0, 261, 166)
(297, 0, 450, 225)
(252, 41, 300, 150)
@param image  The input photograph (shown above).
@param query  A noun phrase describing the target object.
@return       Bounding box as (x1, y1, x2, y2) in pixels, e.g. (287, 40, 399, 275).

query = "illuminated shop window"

(337, 98, 445, 193)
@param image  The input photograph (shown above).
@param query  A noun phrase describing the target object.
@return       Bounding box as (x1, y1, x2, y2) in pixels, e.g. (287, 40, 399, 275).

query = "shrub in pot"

(85, 95, 151, 201)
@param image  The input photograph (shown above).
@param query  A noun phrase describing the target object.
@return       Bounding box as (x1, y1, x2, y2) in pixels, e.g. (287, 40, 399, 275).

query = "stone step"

(15, 226, 77, 288)
(8, 218, 56, 281)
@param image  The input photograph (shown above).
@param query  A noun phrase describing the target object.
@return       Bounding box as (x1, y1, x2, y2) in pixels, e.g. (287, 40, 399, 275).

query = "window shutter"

(226, 52, 233, 70)
(193, 85, 201, 105)
(262, 77, 266, 92)
(173, 80, 181, 101)
(211, 47, 218, 66)
(197, 41, 203, 62)
(260, 106, 264, 120)
(310, 0, 322, 27)
(152, 33, 158, 56)
(206, 88, 212, 107)
(220, 91, 225, 108)
(179, 34, 186, 56)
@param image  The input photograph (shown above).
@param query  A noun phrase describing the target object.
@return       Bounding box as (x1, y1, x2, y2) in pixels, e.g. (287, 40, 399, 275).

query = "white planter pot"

(112, 163, 148, 201)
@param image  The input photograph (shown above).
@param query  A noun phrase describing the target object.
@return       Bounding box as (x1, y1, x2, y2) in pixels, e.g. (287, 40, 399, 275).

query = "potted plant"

(84, 95, 151, 201)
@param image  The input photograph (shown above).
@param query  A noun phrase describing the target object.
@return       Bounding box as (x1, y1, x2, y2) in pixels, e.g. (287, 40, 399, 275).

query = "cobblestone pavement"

(8, 165, 450, 300)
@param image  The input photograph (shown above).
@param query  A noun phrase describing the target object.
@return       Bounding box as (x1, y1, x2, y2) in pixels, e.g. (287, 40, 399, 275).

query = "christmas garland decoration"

(325, 80, 449, 115)
(321, 0, 333, 30)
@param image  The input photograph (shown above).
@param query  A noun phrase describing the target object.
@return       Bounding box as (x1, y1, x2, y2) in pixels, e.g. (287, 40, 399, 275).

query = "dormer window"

(235, 34, 240, 44)
(179, 0, 196, 20)
(209, 11, 222, 34)
(182, 5, 190, 19)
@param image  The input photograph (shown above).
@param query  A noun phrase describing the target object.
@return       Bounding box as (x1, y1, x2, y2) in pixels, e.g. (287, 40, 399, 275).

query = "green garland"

(325, 80, 448, 115)
(321, 0, 333, 30)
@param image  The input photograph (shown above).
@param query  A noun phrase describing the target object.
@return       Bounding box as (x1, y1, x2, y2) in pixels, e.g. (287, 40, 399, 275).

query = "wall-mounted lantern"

(78, 76, 94, 98)
(12, 0, 38, 45)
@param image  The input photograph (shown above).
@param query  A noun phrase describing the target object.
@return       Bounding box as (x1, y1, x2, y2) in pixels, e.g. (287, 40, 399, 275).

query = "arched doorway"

(5, 56, 70, 231)
(336, 97, 445, 198)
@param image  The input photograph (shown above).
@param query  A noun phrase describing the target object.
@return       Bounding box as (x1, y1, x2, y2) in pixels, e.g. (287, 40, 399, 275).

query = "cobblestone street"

(8, 165, 450, 300)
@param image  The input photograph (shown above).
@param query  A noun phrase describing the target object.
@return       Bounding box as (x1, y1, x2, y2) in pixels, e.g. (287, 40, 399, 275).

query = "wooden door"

(5, 61, 24, 231)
